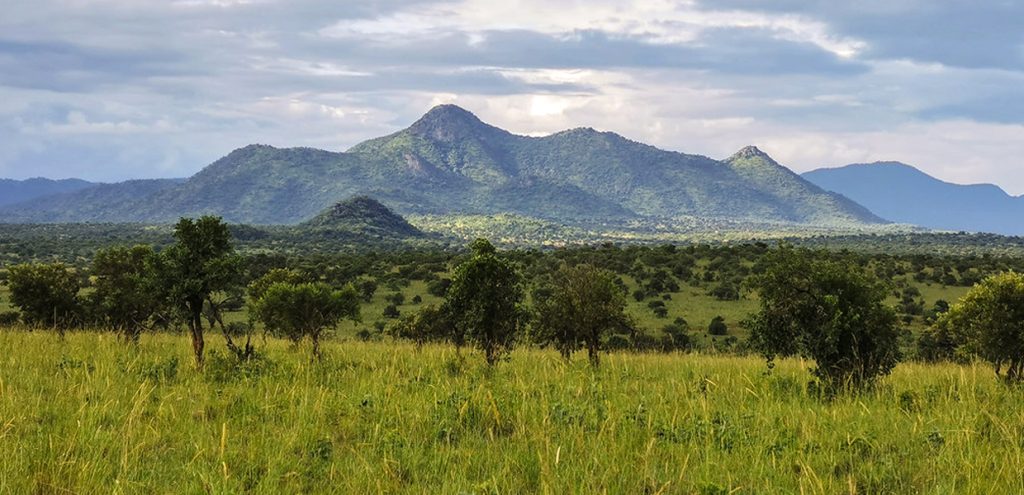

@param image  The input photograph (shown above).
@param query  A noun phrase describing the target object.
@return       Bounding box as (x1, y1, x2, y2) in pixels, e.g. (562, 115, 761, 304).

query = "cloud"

(0, 0, 1021, 195)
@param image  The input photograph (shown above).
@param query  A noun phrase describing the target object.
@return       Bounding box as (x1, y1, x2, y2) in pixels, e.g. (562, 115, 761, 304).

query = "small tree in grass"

(531, 263, 631, 366)
(941, 272, 1024, 381)
(386, 304, 451, 349)
(89, 245, 162, 343)
(8, 262, 82, 333)
(161, 216, 242, 367)
(252, 282, 360, 360)
(747, 246, 900, 389)
(443, 238, 524, 365)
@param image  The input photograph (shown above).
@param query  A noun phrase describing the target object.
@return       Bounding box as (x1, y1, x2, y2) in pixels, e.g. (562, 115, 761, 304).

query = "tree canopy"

(748, 246, 901, 388)
(443, 238, 525, 365)
(941, 271, 1024, 381)
(531, 263, 630, 366)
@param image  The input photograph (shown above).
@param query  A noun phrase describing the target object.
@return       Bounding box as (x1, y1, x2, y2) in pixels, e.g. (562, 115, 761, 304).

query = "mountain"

(0, 178, 95, 207)
(0, 105, 884, 228)
(299, 196, 423, 239)
(725, 146, 882, 225)
(803, 162, 1024, 235)
(1, 179, 185, 222)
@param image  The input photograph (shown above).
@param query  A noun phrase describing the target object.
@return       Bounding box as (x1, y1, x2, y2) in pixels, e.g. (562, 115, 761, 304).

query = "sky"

(1, 0, 1023, 194)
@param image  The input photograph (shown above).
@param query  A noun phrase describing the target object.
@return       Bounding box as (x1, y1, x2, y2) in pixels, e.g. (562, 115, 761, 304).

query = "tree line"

(2, 217, 1024, 390)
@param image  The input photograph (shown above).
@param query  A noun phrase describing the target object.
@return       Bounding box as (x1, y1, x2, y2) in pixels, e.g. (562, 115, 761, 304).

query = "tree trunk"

(190, 310, 205, 367)
(311, 331, 321, 362)
(587, 341, 600, 368)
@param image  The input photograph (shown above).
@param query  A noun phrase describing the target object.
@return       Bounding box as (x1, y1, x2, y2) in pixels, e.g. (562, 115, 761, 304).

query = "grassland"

(2, 330, 1023, 494)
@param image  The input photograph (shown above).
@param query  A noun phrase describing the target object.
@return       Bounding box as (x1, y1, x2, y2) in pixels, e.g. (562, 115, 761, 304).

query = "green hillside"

(0, 105, 885, 229)
(298, 196, 424, 239)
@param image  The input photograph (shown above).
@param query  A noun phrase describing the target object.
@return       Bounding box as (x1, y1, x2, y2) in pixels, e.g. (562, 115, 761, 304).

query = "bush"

(708, 283, 740, 301)
(708, 316, 728, 336)
(0, 311, 20, 326)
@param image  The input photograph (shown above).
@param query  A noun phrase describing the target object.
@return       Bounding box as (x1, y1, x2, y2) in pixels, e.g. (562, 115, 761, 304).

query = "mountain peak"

(728, 145, 772, 161)
(407, 102, 491, 138)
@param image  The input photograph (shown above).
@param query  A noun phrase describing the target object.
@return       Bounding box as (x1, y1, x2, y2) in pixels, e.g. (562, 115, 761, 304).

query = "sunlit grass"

(1, 330, 1022, 494)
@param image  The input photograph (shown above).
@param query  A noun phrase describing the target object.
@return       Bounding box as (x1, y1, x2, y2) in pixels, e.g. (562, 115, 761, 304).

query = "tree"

(8, 262, 82, 332)
(443, 238, 525, 365)
(248, 268, 306, 302)
(708, 315, 728, 336)
(357, 279, 378, 302)
(941, 272, 1024, 380)
(386, 304, 451, 349)
(531, 264, 631, 366)
(747, 246, 900, 389)
(252, 282, 360, 360)
(89, 245, 162, 342)
(161, 216, 242, 367)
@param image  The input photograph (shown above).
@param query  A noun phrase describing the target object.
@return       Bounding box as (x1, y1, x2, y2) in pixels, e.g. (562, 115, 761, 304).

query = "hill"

(298, 196, 424, 239)
(803, 162, 1024, 235)
(0, 105, 885, 229)
(0, 178, 95, 207)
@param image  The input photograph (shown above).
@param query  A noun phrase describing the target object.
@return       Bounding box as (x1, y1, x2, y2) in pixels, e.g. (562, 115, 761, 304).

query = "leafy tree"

(8, 262, 81, 332)
(531, 264, 631, 366)
(747, 246, 900, 389)
(357, 279, 378, 302)
(941, 272, 1024, 380)
(708, 283, 740, 301)
(383, 304, 401, 319)
(248, 268, 306, 302)
(252, 282, 360, 360)
(660, 317, 690, 352)
(161, 216, 242, 367)
(443, 239, 525, 365)
(386, 304, 451, 348)
(89, 245, 162, 342)
(426, 278, 452, 297)
(385, 292, 405, 305)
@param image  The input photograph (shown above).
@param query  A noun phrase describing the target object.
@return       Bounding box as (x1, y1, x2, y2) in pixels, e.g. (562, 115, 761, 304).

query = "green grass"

(0, 285, 11, 312)
(2, 330, 1023, 493)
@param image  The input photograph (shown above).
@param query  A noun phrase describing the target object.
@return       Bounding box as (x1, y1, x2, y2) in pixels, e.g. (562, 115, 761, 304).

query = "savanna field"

(2, 330, 1023, 494)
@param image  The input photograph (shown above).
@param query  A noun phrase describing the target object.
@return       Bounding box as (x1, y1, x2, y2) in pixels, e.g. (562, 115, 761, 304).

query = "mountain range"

(0, 178, 96, 207)
(0, 105, 884, 230)
(803, 162, 1024, 236)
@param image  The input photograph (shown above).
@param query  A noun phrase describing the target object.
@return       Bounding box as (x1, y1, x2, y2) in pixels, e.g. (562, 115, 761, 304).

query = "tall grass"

(1, 330, 1021, 494)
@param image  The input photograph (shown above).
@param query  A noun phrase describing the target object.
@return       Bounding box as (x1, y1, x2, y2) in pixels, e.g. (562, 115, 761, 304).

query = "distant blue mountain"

(0, 177, 95, 207)
(803, 162, 1024, 235)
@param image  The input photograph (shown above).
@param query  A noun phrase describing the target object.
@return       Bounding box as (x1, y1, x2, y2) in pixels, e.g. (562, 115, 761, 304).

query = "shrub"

(708, 316, 728, 336)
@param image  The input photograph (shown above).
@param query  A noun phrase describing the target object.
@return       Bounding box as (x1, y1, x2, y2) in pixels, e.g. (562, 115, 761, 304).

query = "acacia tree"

(942, 272, 1024, 381)
(161, 216, 241, 367)
(748, 246, 900, 389)
(443, 239, 524, 365)
(8, 262, 82, 333)
(252, 282, 360, 360)
(531, 264, 630, 366)
(89, 245, 162, 343)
